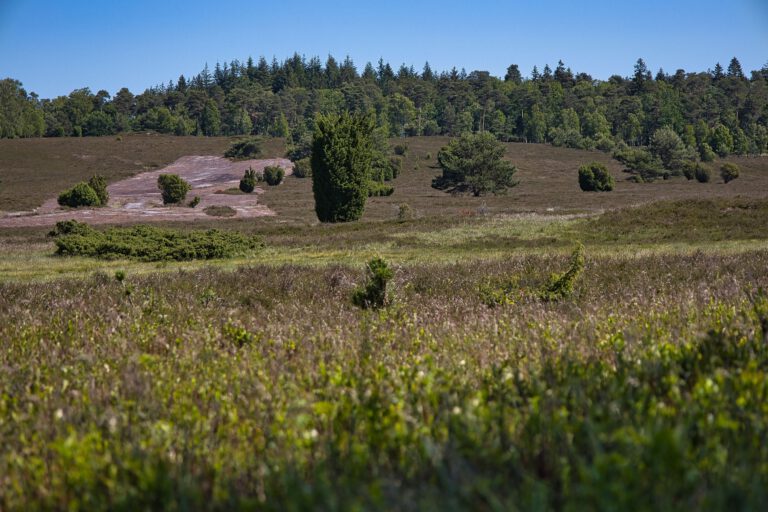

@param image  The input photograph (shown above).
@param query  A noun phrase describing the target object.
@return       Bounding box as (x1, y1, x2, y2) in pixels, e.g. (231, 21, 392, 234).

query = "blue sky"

(1, 0, 767, 98)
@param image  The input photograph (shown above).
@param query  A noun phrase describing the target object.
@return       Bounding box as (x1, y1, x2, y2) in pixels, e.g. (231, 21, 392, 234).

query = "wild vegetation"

(48, 220, 263, 261)
(1, 247, 767, 509)
(0, 123, 767, 509)
(311, 112, 375, 222)
(157, 173, 191, 204)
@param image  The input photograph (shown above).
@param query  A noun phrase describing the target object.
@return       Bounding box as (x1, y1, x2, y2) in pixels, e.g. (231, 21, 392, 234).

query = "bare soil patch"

(0, 156, 293, 228)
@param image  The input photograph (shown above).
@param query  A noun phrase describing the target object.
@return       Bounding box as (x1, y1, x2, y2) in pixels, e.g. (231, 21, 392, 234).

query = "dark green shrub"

(681, 160, 697, 180)
(578, 162, 614, 191)
(368, 182, 394, 197)
(293, 158, 311, 178)
(225, 137, 262, 160)
(50, 221, 263, 261)
(57, 182, 101, 208)
(157, 174, 191, 204)
(694, 165, 712, 183)
(352, 257, 393, 309)
(239, 167, 257, 193)
(312, 112, 375, 222)
(188, 196, 200, 208)
(540, 244, 585, 301)
(720, 163, 740, 183)
(48, 219, 93, 237)
(393, 143, 408, 156)
(87, 175, 109, 206)
(263, 166, 285, 186)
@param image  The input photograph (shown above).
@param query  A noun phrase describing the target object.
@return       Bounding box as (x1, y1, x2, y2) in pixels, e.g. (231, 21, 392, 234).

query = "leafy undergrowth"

(49, 220, 263, 261)
(1, 252, 768, 509)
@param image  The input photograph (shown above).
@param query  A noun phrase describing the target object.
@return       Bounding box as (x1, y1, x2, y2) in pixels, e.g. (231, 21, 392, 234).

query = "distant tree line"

(2, 54, 767, 156)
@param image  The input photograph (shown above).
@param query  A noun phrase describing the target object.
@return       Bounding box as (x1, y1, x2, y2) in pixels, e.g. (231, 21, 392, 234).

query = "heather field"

(1, 137, 768, 510)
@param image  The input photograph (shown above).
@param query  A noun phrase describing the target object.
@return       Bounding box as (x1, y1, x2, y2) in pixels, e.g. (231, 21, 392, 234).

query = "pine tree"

(727, 57, 744, 79)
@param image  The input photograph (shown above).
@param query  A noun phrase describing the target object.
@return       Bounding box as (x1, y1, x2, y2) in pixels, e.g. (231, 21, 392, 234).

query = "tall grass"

(1, 251, 767, 509)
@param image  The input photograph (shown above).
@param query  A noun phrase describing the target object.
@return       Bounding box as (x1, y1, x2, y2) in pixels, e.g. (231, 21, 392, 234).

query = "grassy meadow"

(1, 135, 768, 510)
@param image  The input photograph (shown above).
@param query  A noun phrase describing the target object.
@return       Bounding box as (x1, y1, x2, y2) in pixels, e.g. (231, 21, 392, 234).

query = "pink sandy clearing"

(0, 156, 293, 228)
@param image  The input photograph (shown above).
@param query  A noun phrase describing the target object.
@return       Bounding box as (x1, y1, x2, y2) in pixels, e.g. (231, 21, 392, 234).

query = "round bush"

(239, 167, 257, 193)
(578, 162, 614, 192)
(58, 182, 101, 208)
(157, 174, 191, 204)
(293, 158, 311, 178)
(263, 166, 285, 186)
(694, 164, 712, 183)
(720, 163, 740, 183)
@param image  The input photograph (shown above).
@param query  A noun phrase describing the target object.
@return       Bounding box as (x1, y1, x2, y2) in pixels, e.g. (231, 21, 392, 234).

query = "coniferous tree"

(311, 112, 375, 222)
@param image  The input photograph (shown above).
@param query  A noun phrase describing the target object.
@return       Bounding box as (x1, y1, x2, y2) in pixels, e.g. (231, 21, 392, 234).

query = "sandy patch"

(0, 156, 293, 228)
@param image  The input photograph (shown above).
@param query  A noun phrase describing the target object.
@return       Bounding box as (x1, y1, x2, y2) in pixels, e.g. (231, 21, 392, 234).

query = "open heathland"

(1, 135, 768, 510)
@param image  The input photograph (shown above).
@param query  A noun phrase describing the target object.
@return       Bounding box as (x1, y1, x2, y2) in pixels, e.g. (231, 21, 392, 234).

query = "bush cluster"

(157, 174, 191, 204)
(57, 175, 109, 208)
(578, 162, 614, 191)
(49, 220, 263, 261)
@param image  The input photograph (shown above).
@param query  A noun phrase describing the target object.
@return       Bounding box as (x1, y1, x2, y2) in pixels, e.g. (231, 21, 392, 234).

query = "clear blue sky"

(1, 0, 767, 98)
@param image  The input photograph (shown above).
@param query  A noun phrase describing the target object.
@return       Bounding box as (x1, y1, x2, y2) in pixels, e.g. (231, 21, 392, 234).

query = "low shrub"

(50, 220, 263, 261)
(225, 137, 262, 160)
(368, 182, 394, 197)
(720, 163, 740, 183)
(57, 182, 101, 208)
(540, 243, 585, 301)
(695, 165, 712, 183)
(188, 196, 200, 208)
(397, 203, 415, 222)
(393, 143, 408, 156)
(352, 257, 393, 309)
(239, 167, 257, 193)
(681, 160, 697, 180)
(203, 205, 237, 217)
(479, 275, 521, 307)
(263, 166, 285, 186)
(293, 158, 311, 178)
(157, 174, 191, 204)
(578, 162, 614, 192)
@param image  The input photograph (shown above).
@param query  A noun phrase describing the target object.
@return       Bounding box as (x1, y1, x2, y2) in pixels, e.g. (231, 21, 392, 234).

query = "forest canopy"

(1, 55, 767, 157)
